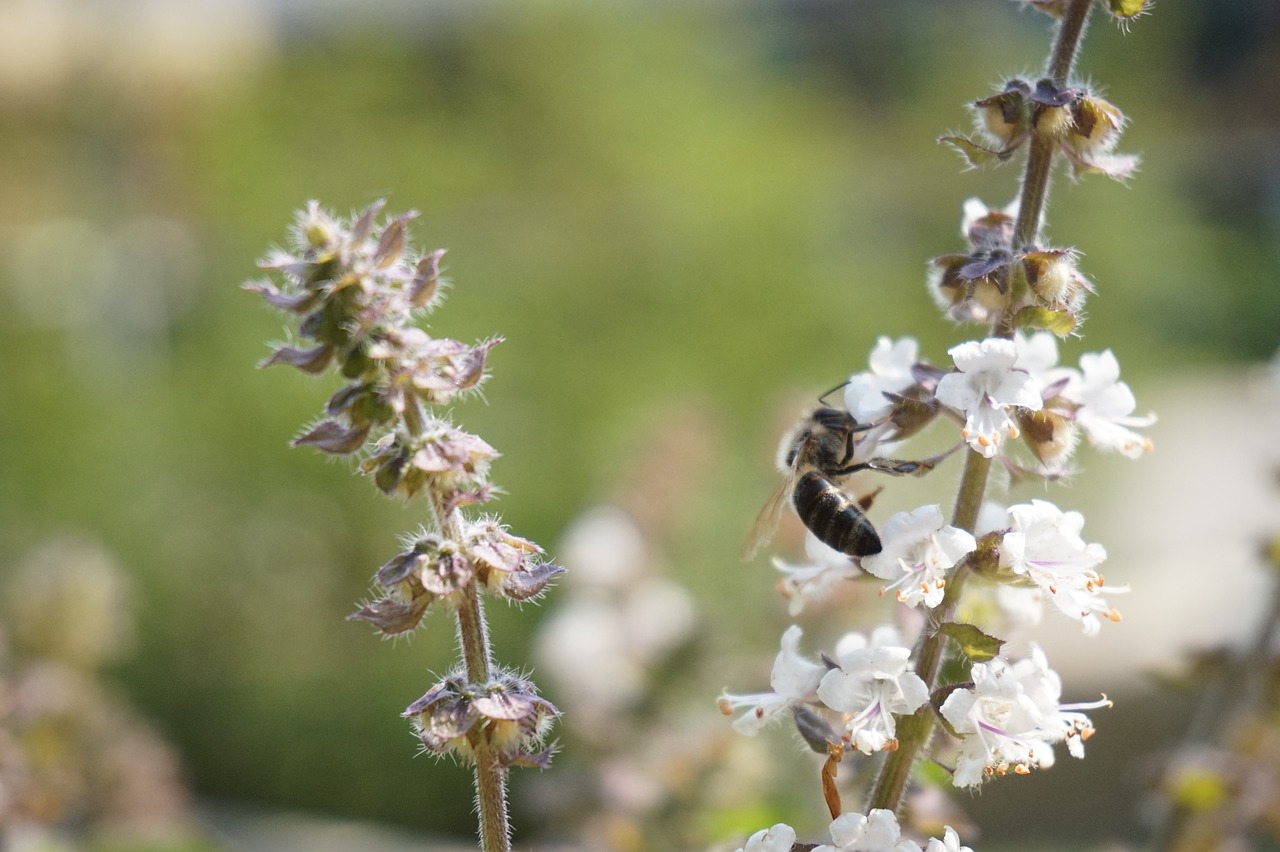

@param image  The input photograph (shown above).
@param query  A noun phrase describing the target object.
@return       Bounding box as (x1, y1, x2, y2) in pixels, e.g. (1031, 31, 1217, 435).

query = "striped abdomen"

(792, 471, 882, 557)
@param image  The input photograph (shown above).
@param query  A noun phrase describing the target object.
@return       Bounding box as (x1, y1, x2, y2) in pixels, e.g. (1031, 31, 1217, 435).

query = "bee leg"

(840, 426, 858, 466)
(863, 443, 963, 477)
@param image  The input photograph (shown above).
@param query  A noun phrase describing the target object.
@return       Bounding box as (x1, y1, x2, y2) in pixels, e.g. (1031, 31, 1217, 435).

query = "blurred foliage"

(0, 0, 1277, 845)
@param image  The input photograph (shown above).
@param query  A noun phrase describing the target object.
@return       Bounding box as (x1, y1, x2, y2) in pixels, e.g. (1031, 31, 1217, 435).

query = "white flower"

(939, 654, 1055, 787)
(845, 336, 920, 421)
(737, 823, 797, 852)
(1012, 331, 1073, 397)
(939, 646, 1106, 788)
(935, 339, 1042, 458)
(995, 584, 1044, 627)
(813, 809, 923, 852)
(1000, 500, 1123, 635)
(1060, 349, 1154, 458)
(925, 827, 974, 852)
(816, 626, 929, 754)
(861, 505, 976, 608)
(772, 532, 859, 616)
(1015, 645, 1110, 759)
(720, 625, 825, 735)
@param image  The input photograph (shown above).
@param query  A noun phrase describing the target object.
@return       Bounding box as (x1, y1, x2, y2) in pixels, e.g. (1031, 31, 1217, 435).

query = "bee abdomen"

(792, 471, 882, 557)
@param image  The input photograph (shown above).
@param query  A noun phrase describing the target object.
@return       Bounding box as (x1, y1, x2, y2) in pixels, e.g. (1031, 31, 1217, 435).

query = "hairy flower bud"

(962, 197, 1017, 249)
(464, 519, 565, 601)
(927, 250, 1013, 324)
(1017, 408, 1079, 465)
(975, 79, 1032, 149)
(299, 199, 341, 249)
(1105, 0, 1151, 23)
(410, 249, 446, 309)
(403, 670, 559, 768)
(1022, 248, 1091, 312)
(1029, 79, 1081, 140)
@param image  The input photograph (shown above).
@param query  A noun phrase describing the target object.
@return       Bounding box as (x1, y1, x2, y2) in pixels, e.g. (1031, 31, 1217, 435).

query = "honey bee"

(744, 404, 946, 560)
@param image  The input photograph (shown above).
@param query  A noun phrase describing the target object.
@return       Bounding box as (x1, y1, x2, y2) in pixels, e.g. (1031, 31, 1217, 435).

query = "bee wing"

(741, 469, 797, 561)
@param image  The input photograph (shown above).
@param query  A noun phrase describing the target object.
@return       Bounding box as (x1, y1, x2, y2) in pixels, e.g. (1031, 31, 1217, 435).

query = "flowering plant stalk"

(246, 201, 561, 852)
(723, 2, 1155, 849)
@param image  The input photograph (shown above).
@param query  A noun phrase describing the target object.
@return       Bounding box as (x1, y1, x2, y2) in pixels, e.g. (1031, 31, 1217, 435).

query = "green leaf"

(1014, 305, 1077, 336)
(938, 622, 1004, 662)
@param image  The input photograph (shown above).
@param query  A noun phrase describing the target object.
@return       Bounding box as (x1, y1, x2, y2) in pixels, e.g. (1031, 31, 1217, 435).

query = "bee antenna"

(817, 380, 851, 406)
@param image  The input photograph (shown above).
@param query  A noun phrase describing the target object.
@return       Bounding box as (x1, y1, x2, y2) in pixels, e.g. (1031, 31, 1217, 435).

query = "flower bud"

(884, 390, 941, 442)
(347, 594, 431, 636)
(927, 249, 1014, 324)
(1106, 0, 1151, 22)
(1021, 248, 1090, 311)
(402, 670, 559, 766)
(260, 343, 334, 374)
(464, 519, 564, 600)
(1017, 408, 1078, 465)
(374, 212, 416, 270)
(1029, 79, 1080, 141)
(1067, 95, 1126, 156)
(292, 420, 371, 455)
(961, 197, 1016, 249)
(974, 80, 1031, 148)
(410, 249, 446, 309)
(299, 200, 340, 249)
(966, 531, 1004, 579)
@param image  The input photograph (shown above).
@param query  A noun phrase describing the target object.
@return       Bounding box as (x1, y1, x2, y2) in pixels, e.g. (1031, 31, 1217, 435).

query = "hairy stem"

(867, 451, 989, 813)
(869, 0, 1093, 815)
(454, 581, 510, 852)
(434, 490, 510, 852)
(1012, 0, 1094, 253)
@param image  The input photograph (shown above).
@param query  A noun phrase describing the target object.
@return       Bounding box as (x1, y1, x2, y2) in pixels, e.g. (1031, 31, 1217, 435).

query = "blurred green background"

(1, 0, 1278, 848)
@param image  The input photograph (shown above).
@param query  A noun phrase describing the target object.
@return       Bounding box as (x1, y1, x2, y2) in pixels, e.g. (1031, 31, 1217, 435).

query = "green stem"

(867, 451, 989, 813)
(868, 0, 1094, 816)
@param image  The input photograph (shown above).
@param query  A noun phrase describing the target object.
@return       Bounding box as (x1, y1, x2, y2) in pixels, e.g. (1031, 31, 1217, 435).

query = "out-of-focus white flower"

(936, 339, 1042, 458)
(816, 626, 928, 754)
(924, 826, 974, 852)
(812, 808, 924, 852)
(1012, 331, 1073, 397)
(720, 626, 825, 736)
(845, 336, 920, 421)
(736, 823, 797, 852)
(772, 532, 859, 617)
(995, 584, 1044, 627)
(861, 505, 976, 608)
(533, 507, 696, 738)
(1061, 349, 1154, 458)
